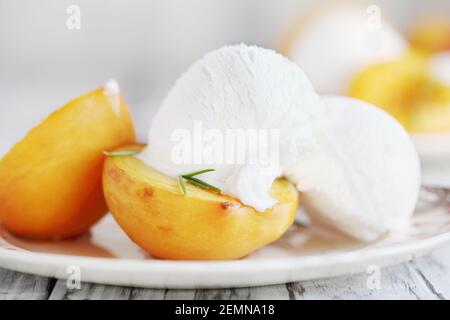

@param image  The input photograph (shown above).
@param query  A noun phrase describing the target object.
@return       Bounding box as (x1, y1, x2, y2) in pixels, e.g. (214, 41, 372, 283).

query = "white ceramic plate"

(0, 187, 449, 289)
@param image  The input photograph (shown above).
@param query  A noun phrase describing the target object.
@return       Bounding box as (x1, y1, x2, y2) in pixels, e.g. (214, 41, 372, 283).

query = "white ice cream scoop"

(139, 44, 323, 211)
(140, 44, 420, 240)
(287, 3, 408, 94)
(285, 96, 421, 241)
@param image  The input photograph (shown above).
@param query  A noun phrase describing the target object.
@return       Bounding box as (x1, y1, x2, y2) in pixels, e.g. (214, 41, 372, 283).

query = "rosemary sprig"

(178, 168, 220, 195)
(178, 176, 186, 195)
(182, 168, 215, 177)
(183, 176, 221, 192)
(103, 150, 140, 157)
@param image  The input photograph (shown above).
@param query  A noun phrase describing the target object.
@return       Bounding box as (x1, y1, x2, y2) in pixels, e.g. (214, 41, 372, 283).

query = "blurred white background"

(0, 0, 449, 154)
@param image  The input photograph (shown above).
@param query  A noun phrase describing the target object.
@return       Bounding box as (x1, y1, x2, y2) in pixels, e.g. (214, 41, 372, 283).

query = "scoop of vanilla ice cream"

(289, 4, 408, 94)
(139, 44, 323, 211)
(285, 96, 421, 241)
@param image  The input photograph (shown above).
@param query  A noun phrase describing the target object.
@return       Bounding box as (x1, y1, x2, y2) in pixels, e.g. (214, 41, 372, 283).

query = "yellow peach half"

(0, 81, 136, 239)
(103, 146, 299, 260)
(348, 52, 450, 133)
(408, 80, 450, 132)
(348, 51, 428, 131)
(409, 17, 450, 53)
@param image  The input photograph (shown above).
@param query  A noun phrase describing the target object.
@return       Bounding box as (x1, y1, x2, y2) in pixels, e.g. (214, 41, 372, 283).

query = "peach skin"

(0, 80, 136, 239)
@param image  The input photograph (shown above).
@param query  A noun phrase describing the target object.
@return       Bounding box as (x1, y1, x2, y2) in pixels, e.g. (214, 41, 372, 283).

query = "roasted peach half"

(0, 81, 136, 239)
(349, 52, 450, 133)
(348, 52, 427, 131)
(103, 146, 299, 260)
(408, 81, 450, 132)
(409, 17, 450, 53)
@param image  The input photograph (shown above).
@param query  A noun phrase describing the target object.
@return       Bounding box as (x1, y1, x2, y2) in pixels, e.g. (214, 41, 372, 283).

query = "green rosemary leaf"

(177, 168, 220, 194)
(183, 176, 221, 193)
(178, 176, 186, 195)
(182, 168, 216, 177)
(103, 150, 140, 157)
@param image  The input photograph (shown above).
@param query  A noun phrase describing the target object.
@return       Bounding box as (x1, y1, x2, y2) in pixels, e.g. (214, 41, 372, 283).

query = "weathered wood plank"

(163, 289, 196, 300)
(192, 285, 290, 300)
(129, 286, 287, 300)
(0, 268, 55, 300)
(48, 279, 132, 300)
(244, 285, 291, 300)
(284, 263, 434, 300)
(48, 280, 195, 300)
(194, 288, 249, 300)
(409, 246, 450, 300)
(129, 288, 166, 300)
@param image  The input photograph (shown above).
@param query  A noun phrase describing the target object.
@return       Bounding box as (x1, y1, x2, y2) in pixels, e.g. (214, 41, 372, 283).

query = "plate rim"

(1, 228, 450, 288)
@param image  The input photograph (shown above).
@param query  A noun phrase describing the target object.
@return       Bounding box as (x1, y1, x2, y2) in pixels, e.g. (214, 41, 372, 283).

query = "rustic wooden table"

(1, 243, 449, 300)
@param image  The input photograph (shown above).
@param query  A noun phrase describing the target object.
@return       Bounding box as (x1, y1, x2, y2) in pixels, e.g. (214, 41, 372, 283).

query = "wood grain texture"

(0, 268, 55, 300)
(409, 248, 450, 299)
(1, 244, 449, 300)
(49, 280, 133, 300)
(285, 263, 433, 300)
